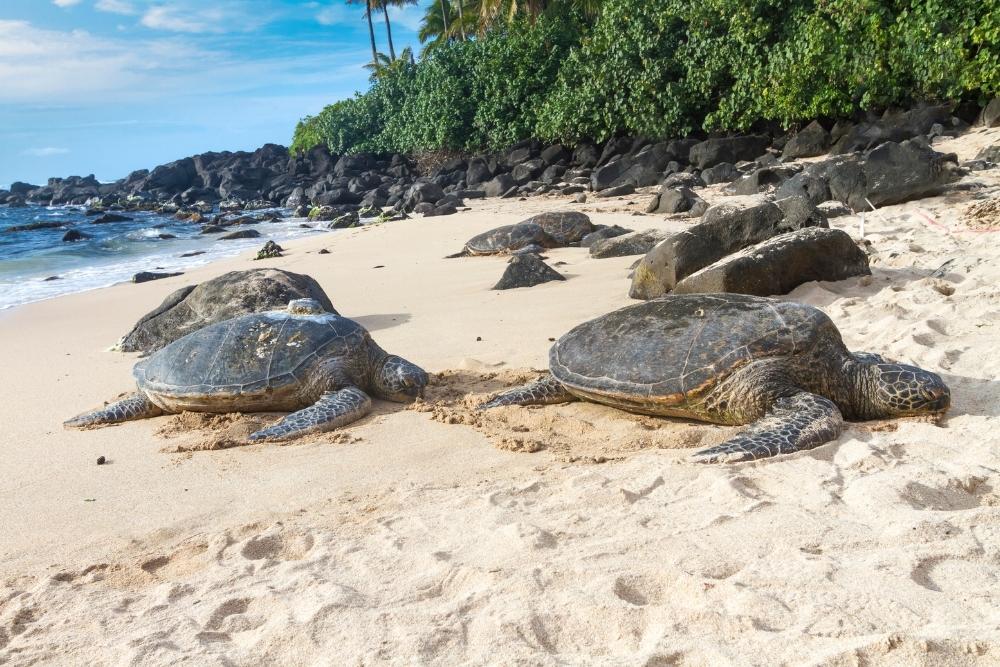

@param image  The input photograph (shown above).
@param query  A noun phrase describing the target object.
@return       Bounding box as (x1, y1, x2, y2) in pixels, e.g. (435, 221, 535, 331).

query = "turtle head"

(373, 354, 428, 402)
(860, 361, 951, 418)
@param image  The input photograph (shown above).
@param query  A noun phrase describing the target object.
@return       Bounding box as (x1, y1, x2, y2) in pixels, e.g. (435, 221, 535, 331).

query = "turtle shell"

(135, 309, 370, 412)
(524, 211, 594, 246)
(550, 293, 840, 409)
(465, 222, 555, 255)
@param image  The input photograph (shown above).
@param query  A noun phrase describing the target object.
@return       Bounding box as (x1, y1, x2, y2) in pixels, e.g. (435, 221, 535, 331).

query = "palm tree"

(376, 0, 418, 61)
(347, 0, 380, 66)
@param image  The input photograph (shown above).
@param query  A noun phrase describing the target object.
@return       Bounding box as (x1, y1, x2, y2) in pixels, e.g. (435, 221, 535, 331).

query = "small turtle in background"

(480, 294, 950, 463)
(66, 299, 428, 441)
(447, 211, 594, 257)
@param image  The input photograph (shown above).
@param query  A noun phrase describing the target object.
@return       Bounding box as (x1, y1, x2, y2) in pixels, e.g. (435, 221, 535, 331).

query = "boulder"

(646, 186, 706, 215)
(219, 229, 260, 240)
(254, 240, 283, 260)
(689, 135, 770, 169)
(403, 182, 445, 211)
(816, 140, 960, 210)
(782, 121, 830, 159)
(92, 213, 132, 224)
(726, 166, 799, 195)
(975, 143, 1000, 165)
(628, 197, 827, 299)
(775, 172, 831, 207)
(512, 158, 545, 185)
(701, 162, 739, 185)
(673, 227, 869, 296)
(662, 172, 705, 189)
(594, 183, 636, 198)
(116, 269, 336, 353)
(61, 229, 90, 242)
(133, 271, 183, 284)
(830, 105, 953, 154)
(493, 253, 566, 290)
(521, 211, 595, 245)
(541, 144, 571, 165)
(484, 174, 516, 198)
(590, 229, 669, 259)
(572, 143, 600, 168)
(984, 98, 1000, 128)
(466, 158, 493, 185)
(580, 225, 632, 248)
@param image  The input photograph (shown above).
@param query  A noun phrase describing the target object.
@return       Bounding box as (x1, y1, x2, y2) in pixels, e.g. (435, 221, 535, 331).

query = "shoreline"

(2, 129, 999, 663)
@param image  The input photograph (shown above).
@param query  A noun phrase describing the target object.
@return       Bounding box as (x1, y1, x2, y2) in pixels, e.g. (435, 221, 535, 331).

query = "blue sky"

(0, 0, 430, 188)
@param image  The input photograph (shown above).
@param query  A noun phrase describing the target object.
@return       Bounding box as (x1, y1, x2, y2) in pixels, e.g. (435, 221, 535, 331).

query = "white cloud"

(95, 0, 137, 15)
(388, 3, 425, 33)
(316, 5, 357, 27)
(21, 147, 70, 157)
(140, 2, 276, 34)
(52, 0, 82, 7)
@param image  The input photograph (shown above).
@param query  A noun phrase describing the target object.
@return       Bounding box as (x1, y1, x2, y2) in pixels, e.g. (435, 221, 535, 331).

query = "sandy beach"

(2, 128, 1000, 665)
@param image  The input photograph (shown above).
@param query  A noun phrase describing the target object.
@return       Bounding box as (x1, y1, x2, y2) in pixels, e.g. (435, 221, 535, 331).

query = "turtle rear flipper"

(691, 393, 843, 464)
(248, 386, 372, 441)
(64, 392, 164, 428)
(478, 374, 577, 410)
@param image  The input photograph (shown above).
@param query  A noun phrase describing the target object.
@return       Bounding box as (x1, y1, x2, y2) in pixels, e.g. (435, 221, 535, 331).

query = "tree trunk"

(457, 0, 466, 40)
(381, 2, 396, 60)
(438, 0, 450, 40)
(365, 0, 378, 66)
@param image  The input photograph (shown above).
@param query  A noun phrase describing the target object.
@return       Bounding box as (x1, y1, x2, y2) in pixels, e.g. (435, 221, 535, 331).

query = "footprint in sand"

(203, 597, 268, 634)
(612, 573, 665, 606)
(911, 556, 998, 593)
(240, 530, 315, 561)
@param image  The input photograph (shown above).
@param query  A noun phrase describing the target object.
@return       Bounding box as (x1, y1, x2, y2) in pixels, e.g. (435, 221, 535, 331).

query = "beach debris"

(96, 456, 106, 465)
(116, 269, 336, 353)
(318, 249, 330, 254)
(67, 299, 428, 442)
(480, 294, 951, 464)
(254, 240, 283, 260)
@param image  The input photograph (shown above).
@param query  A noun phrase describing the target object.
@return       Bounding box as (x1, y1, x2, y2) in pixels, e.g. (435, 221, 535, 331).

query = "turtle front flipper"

(64, 392, 164, 428)
(478, 374, 577, 410)
(248, 387, 372, 442)
(691, 392, 843, 464)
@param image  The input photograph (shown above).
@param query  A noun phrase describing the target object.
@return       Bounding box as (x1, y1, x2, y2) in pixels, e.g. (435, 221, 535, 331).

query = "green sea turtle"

(447, 211, 594, 257)
(480, 294, 950, 463)
(65, 299, 428, 441)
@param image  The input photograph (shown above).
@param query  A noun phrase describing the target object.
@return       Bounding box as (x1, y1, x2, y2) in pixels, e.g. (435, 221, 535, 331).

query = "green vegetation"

(294, 0, 999, 156)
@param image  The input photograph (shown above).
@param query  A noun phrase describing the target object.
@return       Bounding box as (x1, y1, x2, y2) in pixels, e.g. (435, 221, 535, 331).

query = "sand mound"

(155, 411, 362, 452)
(412, 369, 732, 461)
(962, 197, 1000, 230)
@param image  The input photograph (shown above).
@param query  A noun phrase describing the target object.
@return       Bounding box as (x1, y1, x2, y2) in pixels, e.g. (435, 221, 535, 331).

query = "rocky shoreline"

(3, 103, 997, 226)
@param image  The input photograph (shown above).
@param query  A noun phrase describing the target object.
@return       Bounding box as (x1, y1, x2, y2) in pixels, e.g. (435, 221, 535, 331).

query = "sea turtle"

(447, 211, 594, 257)
(523, 211, 595, 246)
(480, 294, 950, 463)
(65, 299, 428, 441)
(447, 222, 556, 257)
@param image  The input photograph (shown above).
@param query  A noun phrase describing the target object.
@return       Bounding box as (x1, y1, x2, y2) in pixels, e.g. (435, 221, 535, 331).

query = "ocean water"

(0, 205, 330, 311)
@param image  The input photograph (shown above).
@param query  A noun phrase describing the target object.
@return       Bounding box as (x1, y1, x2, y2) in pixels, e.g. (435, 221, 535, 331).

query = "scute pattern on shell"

(135, 310, 368, 398)
(550, 294, 834, 402)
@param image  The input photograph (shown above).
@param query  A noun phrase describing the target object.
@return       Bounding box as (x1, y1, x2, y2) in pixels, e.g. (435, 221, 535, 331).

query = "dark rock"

(117, 268, 337, 353)
(500, 185, 519, 199)
(254, 240, 283, 260)
(493, 253, 566, 290)
(580, 225, 632, 248)
(775, 173, 831, 207)
(521, 211, 594, 245)
(133, 271, 183, 284)
(158, 234, 176, 240)
(646, 186, 706, 215)
(726, 166, 799, 195)
(975, 143, 1000, 164)
(816, 140, 960, 210)
(816, 201, 852, 218)
(456, 189, 486, 199)
(44, 276, 61, 281)
(984, 98, 1000, 128)
(689, 135, 770, 169)
(200, 225, 226, 234)
(318, 248, 330, 255)
(561, 185, 586, 195)
(830, 105, 953, 154)
(219, 229, 260, 240)
(662, 172, 705, 189)
(484, 174, 516, 198)
(782, 121, 830, 159)
(180, 251, 206, 257)
(594, 184, 636, 198)
(92, 213, 132, 224)
(629, 197, 827, 299)
(540, 164, 568, 184)
(62, 229, 90, 242)
(590, 229, 669, 259)
(9, 182, 38, 195)
(673, 227, 870, 296)
(512, 159, 545, 185)
(404, 182, 446, 211)
(701, 162, 739, 185)
(572, 143, 600, 168)
(5, 221, 66, 233)
(541, 144, 570, 165)
(466, 158, 493, 185)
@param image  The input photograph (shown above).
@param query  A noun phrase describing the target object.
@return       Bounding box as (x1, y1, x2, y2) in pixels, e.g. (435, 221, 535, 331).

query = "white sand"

(1, 128, 999, 665)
